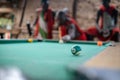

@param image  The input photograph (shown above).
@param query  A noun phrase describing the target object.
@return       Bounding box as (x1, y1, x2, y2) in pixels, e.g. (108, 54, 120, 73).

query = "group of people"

(33, 0, 120, 42)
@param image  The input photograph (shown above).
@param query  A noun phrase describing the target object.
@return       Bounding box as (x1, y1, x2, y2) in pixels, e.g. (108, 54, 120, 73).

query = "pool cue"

(58, 27, 63, 43)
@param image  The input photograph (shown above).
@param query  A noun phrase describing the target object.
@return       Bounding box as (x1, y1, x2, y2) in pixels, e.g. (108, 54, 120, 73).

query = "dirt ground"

(85, 42, 120, 69)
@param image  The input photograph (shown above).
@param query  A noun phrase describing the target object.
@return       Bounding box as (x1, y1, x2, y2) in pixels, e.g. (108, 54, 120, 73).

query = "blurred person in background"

(56, 10, 87, 42)
(33, 0, 55, 39)
(86, 0, 119, 42)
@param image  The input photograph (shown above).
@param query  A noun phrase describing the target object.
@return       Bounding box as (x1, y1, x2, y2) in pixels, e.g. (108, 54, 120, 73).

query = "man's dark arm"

(96, 10, 102, 32)
(96, 10, 102, 24)
(113, 9, 118, 26)
(52, 11, 56, 19)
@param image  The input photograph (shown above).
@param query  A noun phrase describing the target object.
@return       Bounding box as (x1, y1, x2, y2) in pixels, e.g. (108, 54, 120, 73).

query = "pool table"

(0, 39, 110, 80)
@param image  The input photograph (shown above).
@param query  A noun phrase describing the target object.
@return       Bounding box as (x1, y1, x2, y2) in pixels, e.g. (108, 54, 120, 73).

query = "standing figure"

(34, 0, 55, 39)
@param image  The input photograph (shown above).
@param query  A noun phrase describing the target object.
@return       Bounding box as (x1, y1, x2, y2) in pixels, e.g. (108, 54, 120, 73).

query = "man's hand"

(62, 35, 71, 42)
(96, 24, 102, 34)
(102, 29, 111, 38)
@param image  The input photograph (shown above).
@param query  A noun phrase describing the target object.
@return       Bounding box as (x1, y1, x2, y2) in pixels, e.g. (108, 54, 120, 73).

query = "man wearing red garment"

(34, 0, 55, 39)
(86, 0, 119, 42)
(57, 11, 87, 42)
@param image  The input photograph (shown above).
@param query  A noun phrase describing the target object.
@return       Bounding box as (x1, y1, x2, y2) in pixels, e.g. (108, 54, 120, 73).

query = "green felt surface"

(0, 40, 109, 80)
